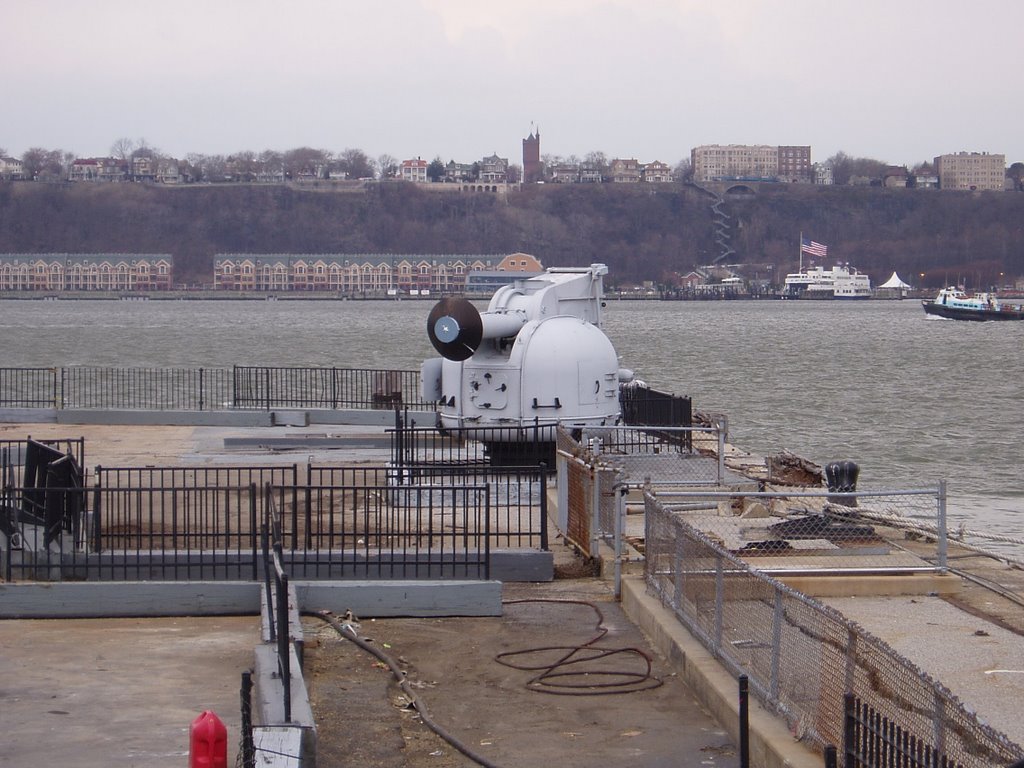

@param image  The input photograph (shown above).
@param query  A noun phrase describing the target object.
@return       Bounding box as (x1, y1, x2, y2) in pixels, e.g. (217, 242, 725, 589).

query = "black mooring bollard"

(825, 460, 860, 506)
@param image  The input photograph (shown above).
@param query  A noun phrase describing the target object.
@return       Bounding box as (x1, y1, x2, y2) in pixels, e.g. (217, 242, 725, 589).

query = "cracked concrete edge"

(620, 575, 821, 768)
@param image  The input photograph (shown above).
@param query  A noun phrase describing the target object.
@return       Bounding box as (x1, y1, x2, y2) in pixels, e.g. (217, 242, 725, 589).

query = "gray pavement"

(0, 616, 257, 768)
(824, 595, 1024, 746)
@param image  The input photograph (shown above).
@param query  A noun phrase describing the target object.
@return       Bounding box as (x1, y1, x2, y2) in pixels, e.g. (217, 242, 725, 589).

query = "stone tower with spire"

(522, 125, 541, 183)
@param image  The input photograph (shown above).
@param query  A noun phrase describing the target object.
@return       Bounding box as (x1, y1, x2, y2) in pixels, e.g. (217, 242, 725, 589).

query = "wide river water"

(2, 297, 1022, 536)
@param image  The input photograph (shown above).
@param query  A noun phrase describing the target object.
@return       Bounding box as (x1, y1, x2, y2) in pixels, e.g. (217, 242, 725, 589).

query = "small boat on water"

(922, 286, 1024, 321)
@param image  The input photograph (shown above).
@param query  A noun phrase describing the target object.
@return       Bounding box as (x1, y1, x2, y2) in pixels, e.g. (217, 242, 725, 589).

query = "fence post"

(250, 484, 258, 582)
(937, 480, 947, 572)
(714, 552, 724, 653)
(613, 478, 626, 600)
(770, 589, 783, 700)
(239, 670, 255, 768)
(278, 571, 291, 723)
(843, 693, 856, 768)
(739, 674, 750, 768)
(932, 688, 946, 762)
(539, 462, 549, 551)
(590, 461, 601, 559)
(717, 417, 726, 484)
(91, 467, 103, 554)
(198, 368, 205, 411)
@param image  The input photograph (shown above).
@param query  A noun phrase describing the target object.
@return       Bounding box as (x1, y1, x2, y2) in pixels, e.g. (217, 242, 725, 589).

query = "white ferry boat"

(783, 264, 872, 299)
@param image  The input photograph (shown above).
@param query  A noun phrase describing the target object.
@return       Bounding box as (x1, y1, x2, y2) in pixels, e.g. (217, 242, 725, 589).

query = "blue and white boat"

(922, 286, 1024, 321)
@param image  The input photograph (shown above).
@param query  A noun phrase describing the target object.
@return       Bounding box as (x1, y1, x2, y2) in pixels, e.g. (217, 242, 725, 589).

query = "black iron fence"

(0, 365, 429, 411)
(267, 479, 491, 579)
(0, 368, 58, 408)
(2, 455, 547, 580)
(262, 489, 293, 722)
(842, 693, 966, 768)
(619, 383, 692, 434)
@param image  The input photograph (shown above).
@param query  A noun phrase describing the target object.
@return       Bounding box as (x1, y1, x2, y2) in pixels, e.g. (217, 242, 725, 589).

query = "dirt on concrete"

(302, 577, 737, 768)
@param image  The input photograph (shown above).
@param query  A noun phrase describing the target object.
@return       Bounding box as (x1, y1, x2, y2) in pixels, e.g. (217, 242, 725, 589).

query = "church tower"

(522, 126, 541, 183)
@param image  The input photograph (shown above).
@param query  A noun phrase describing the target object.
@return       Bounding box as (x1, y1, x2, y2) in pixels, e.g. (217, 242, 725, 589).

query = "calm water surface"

(3, 297, 1022, 533)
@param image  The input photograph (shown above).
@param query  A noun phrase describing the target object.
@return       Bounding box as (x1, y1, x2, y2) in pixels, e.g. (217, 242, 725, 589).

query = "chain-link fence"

(644, 492, 1022, 768)
(579, 424, 730, 487)
(651, 488, 948, 573)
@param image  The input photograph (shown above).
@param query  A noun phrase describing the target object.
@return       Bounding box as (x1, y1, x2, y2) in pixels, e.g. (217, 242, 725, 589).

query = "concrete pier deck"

(2, 419, 1023, 766)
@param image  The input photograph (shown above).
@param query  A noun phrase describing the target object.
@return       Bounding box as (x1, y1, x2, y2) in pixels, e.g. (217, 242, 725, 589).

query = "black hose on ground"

(305, 609, 502, 768)
(496, 598, 664, 695)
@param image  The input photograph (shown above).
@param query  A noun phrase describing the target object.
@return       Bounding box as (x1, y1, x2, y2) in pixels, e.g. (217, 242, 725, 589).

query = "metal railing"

(643, 491, 1022, 768)
(307, 464, 546, 552)
(618, 383, 692, 434)
(232, 366, 425, 410)
(3, 457, 533, 581)
(0, 365, 429, 411)
(0, 368, 59, 407)
(262, 487, 293, 722)
(266, 479, 491, 580)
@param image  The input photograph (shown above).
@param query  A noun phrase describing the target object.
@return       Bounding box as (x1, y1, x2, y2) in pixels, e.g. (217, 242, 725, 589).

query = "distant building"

(691, 144, 812, 183)
(69, 157, 129, 182)
(464, 253, 545, 295)
(550, 164, 579, 183)
(478, 153, 509, 183)
(444, 161, 474, 182)
(813, 162, 834, 185)
(399, 158, 428, 183)
(691, 144, 780, 182)
(522, 129, 542, 183)
(882, 166, 909, 188)
(0, 156, 24, 179)
(131, 156, 155, 181)
(578, 162, 603, 183)
(0, 253, 173, 291)
(641, 160, 673, 183)
(913, 173, 939, 189)
(777, 146, 812, 183)
(610, 158, 642, 183)
(212, 253, 540, 295)
(934, 152, 1005, 191)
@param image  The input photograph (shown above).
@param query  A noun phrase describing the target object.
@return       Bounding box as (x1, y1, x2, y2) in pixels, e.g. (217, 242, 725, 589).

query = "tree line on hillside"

(0, 179, 1021, 290)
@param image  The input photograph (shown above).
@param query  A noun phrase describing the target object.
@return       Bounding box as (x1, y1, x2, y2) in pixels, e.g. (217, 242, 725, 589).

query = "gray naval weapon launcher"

(421, 263, 634, 463)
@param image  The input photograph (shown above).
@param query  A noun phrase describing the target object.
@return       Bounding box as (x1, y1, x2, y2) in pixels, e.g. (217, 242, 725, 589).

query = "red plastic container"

(189, 710, 227, 768)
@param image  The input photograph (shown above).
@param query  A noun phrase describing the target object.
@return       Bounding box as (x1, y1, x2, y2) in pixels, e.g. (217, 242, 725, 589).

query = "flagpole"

(798, 232, 803, 272)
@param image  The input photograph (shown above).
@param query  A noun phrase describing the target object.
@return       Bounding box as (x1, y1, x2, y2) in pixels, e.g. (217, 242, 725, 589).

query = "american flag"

(801, 237, 828, 257)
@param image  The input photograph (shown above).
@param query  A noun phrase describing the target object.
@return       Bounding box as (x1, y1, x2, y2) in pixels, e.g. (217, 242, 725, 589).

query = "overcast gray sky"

(4, 0, 1022, 168)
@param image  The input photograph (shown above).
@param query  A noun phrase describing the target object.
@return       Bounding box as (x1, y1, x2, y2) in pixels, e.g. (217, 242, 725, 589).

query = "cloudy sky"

(4, 0, 1022, 169)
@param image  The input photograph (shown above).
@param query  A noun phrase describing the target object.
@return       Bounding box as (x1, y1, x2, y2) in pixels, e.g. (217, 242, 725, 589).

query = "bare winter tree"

(338, 148, 374, 180)
(673, 158, 692, 182)
(110, 137, 135, 160)
(21, 147, 67, 180)
(376, 153, 398, 179)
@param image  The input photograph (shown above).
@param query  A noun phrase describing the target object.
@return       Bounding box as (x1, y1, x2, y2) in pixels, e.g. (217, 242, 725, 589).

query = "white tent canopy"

(879, 271, 912, 289)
